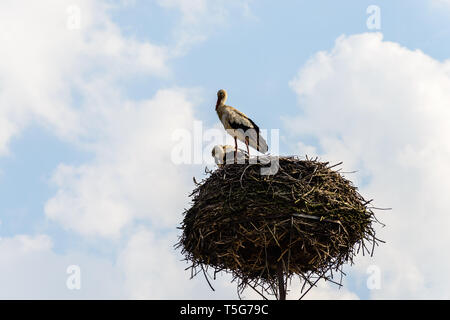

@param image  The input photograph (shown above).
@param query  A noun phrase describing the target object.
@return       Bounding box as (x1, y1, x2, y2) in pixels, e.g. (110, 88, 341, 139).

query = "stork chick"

(212, 145, 247, 167)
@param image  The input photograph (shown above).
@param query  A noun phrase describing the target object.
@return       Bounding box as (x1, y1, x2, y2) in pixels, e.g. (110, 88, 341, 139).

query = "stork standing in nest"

(215, 89, 268, 163)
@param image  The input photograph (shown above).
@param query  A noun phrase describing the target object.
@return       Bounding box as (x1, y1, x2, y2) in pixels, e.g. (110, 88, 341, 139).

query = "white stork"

(215, 89, 268, 162)
(211, 145, 248, 167)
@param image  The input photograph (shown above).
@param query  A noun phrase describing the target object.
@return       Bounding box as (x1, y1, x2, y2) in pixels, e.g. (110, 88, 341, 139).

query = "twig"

(201, 264, 215, 292)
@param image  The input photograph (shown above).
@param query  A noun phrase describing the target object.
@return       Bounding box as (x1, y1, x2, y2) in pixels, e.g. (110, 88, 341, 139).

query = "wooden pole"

(277, 260, 286, 300)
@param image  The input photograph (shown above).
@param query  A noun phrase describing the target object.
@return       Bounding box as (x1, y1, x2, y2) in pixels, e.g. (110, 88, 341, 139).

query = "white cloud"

(287, 32, 450, 298)
(0, 0, 169, 156)
(118, 227, 217, 299)
(0, 0, 202, 239)
(297, 281, 359, 300)
(157, 0, 256, 54)
(0, 234, 125, 299)
(0, 231, 243, 299)
(431, 0, 450, 7)
(45, 89, 200, 238)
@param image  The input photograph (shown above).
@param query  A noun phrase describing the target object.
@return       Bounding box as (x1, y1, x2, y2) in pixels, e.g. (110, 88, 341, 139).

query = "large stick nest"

(177, 156, 382, 298)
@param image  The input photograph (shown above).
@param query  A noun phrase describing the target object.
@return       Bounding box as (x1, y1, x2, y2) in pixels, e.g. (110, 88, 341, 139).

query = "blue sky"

(1, 0, 450, 299)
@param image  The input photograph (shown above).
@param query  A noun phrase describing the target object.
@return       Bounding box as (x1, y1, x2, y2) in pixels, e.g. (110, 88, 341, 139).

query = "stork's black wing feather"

(228, 119, 253, 132)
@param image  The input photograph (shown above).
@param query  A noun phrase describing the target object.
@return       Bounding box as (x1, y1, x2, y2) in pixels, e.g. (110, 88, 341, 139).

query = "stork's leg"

(245, 137, 250, 160)
(234, 136, 238, 164)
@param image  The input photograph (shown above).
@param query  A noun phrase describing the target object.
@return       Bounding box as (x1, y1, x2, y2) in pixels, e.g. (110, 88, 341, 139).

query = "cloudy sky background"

(1, 0, 450, 299)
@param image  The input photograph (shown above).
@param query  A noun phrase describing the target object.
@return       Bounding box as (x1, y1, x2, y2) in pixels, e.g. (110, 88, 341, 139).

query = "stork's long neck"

(216, 96, 226, 110)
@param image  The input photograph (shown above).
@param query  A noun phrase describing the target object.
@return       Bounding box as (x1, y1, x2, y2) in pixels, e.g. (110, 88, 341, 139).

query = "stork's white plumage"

(211, 145, 247, 167)
(215, 89, 268, 162)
